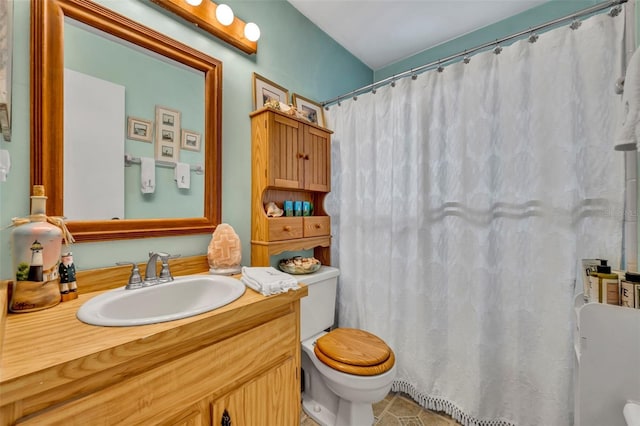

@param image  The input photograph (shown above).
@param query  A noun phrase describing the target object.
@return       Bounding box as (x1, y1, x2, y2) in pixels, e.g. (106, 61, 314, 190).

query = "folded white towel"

(241, 266, 299, 296)
(140, 157, 155, 194)
(174, 162, 190, 189)
(0, 149, 10, 182)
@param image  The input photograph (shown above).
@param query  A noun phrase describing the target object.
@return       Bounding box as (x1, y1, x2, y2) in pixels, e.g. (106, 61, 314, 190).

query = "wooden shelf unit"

(250, 108, 333, 266)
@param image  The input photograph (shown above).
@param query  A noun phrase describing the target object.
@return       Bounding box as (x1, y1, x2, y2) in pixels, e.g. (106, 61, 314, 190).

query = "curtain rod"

(322, 0, 628, 108)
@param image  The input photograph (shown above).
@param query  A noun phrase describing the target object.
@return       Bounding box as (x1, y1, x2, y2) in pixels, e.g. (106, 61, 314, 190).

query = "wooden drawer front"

(269, 217, 303, 241)
(303, 216, 330, 237)
(19, 313, 298, 425)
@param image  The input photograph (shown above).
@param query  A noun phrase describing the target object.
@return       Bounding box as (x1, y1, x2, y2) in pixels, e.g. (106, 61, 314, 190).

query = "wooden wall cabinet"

(250, 108, 333, 266)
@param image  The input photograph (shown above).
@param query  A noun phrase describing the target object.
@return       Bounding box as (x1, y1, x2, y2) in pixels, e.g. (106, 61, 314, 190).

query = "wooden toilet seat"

(314, 328, 395, 376)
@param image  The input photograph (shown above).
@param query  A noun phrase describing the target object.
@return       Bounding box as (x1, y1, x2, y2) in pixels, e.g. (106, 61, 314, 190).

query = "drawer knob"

(314, 224, 321, 229)
(283, 226, 291, 231)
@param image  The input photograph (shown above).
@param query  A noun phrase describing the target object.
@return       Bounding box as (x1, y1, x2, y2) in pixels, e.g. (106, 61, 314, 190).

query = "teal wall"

(0, 0, 371, 276)
(375, 0, 605, 82)
(0, 0, 635, 278)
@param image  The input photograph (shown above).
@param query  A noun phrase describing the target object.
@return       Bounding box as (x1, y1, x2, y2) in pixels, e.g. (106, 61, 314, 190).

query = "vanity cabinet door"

(159, 399, 211, 426)
(212, 357, 298, 426)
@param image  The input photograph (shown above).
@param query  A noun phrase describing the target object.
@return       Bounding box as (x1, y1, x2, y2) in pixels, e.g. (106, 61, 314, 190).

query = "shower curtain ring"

(528, 31, 539, 43)
(570, 19, 582, 30)
(437, 61, 444, 73)
(608, 6, 621, 17)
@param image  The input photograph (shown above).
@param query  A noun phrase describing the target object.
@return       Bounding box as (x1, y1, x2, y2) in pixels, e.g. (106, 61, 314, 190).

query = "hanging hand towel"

(140, 157, 155, 194)
(174, 162, 190, 189)
(615, 47, 640, 149)
(240, 266, 299, 296)
(0, 149, 10, 182)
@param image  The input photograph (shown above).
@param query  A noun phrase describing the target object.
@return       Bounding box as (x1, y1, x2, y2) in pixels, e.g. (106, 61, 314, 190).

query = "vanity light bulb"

(244, 22, 261, 42)
(216, 4, 234, 26)
(185, 0, 203, 5)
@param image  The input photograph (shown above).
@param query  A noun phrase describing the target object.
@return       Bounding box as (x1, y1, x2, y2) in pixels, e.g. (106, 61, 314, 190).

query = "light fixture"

(185, 0, 202, 5)
(215, 4, 234, 26)
(244, 22, 261, 42)
(155, 0, 259, 54)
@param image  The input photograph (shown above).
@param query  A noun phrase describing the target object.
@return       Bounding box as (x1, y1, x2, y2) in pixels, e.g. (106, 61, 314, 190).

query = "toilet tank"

(294, 266, 340, 341)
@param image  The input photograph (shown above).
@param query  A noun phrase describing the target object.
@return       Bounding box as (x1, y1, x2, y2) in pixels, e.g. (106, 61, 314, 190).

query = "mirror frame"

(31, 0, 222, 242)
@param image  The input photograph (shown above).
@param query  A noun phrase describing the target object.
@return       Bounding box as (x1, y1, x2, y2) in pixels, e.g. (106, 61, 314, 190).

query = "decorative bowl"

(278, 256, 321, 275)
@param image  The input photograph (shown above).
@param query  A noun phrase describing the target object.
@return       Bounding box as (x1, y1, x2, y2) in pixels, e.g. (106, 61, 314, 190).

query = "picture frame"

(252, 72, 289, 110)
(127, 116, 153, 142)
(292, 93, 325, 127)
(181, 129, 201, 152)
(154, 105, 181, 162)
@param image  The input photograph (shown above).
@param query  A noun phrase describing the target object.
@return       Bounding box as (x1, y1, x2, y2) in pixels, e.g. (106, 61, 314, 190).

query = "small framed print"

(127, 116, 153, 142)
(181, 129, 201, 152)
(252, 72, 289, 110)
(155, 105, 180, 162)
(292, 93, 325, 127)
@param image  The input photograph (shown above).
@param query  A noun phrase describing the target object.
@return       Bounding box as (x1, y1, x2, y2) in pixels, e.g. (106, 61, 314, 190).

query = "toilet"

(296, 266, 396, 426)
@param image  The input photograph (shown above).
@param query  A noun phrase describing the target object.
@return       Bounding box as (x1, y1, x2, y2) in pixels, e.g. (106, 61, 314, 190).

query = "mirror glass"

(31, 0, 222, 242)
(63, 18, 205, 221)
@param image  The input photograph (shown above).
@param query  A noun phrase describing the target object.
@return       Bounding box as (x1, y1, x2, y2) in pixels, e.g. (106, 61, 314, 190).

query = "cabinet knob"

(297, 152, 304, 159)
(221, 409, 231, 426)
(314, 224, 321, 229)
(304, 154, 309, 160)
(283, 226, 291, 231)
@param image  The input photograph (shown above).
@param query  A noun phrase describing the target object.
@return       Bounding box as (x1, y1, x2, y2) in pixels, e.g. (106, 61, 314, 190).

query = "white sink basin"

(77, 275, 246, 326)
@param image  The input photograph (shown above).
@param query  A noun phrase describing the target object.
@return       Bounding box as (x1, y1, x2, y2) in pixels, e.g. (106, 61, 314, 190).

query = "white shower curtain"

(326, 11, 625, 426)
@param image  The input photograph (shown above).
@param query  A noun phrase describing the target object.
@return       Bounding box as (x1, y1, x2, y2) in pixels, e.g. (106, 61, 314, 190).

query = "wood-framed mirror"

(31, 0, 222, 242)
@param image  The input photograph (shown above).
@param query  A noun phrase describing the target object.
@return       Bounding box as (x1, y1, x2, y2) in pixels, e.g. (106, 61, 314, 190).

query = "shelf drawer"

(303, 216, 330, 237)
(268, 217, 303, 241)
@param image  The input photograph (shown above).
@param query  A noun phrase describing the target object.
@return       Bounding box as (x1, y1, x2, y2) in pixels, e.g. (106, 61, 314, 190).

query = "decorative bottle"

(10, 185, 63, 312)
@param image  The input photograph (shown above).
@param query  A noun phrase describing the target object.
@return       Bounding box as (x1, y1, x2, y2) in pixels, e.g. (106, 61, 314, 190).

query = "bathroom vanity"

(0, 256, 307, 425)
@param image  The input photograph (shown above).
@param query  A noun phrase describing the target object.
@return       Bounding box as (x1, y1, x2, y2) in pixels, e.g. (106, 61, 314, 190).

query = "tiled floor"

(300, 391, 462, 426)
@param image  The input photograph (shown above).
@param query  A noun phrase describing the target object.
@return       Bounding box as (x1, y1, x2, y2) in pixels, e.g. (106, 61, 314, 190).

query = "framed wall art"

(292, 93, 325, 127)
(181, 129, 201, 152)
(252, 72, 289, 110)
(154, 105, 180, 162)
(127, 116, 153, 142)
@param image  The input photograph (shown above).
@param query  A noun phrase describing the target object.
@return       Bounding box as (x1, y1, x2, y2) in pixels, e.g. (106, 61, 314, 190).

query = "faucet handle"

(158, 253, 181, 282)
(116, 262, 143, 289)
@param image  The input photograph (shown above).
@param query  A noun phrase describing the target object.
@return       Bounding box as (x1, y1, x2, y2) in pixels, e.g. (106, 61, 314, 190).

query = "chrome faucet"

(117, 252, 180, 290)
(145, 251, 175, 285)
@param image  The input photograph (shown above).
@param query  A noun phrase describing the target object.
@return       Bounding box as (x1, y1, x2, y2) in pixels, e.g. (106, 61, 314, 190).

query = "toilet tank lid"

(293, 265, 340, 285)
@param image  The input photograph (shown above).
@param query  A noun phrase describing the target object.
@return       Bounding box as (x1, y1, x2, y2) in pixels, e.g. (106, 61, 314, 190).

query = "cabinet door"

(159, 399, 210, 426)
(245, 357, 298, 425)
(269, 113, 303, 189)
(212, 358, 298, 426)
(303, 125, 330, 192)
(212, 386, 246, 426)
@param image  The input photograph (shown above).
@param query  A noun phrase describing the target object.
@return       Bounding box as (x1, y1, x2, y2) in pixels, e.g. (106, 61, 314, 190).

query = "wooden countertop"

(0, 258, 307, 408)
